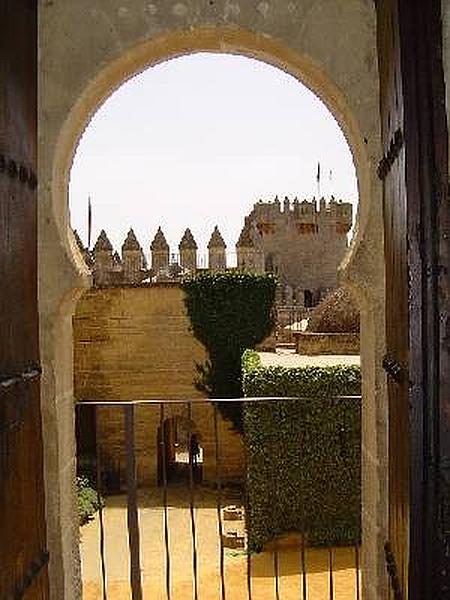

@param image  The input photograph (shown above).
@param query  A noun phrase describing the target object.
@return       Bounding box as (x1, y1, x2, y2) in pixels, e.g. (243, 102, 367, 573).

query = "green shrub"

(77, 475, 103, 526)
(242, 351, 361, 550)
(181, 272, 277, 431)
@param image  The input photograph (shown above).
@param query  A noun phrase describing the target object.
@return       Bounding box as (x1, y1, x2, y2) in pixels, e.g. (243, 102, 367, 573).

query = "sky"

(69, 52, 358, 263)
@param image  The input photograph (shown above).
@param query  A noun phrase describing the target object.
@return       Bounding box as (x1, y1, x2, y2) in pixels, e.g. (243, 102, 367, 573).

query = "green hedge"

(242, 350, 361, 550)
(77, 475, 103, 526)
(181, 272, 277, 431)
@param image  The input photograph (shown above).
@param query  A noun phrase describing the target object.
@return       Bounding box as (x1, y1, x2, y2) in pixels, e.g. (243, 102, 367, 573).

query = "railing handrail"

(76, 395, 361, 406)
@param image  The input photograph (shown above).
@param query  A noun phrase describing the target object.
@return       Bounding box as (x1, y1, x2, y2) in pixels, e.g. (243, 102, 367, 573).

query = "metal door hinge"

(382, 355, 404, 383)
(378, 128, 404, 180)
(384, 541, 404, 600)
(0, 364, 42, 392)
(0, 153, 37, 189)
(6, 549, 49, 600)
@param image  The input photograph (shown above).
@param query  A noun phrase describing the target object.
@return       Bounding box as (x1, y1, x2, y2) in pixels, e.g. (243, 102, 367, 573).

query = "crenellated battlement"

(79, 225, 234, 285)
(77, 194, 353, 304)
(250, 195, 352, 228)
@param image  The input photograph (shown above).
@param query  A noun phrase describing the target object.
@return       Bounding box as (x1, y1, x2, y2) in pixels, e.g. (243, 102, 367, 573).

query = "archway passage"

(303, 289, 313, 308)
(41, 10, 386, 600)
(158, 417, 203, 486)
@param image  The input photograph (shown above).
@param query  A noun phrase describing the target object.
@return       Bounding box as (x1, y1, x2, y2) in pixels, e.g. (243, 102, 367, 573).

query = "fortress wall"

(73, 284, 244, 485)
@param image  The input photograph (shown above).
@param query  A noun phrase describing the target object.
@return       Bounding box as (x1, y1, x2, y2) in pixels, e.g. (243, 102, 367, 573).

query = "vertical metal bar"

(246, 547, 252, 600)
(273, 545, 280, 600)
(355, 545, 360, 600)
(328, 546, 334, 600)
(187, 403, 199, 600)
(214, 405, 226, 600)
(125, 404, 143, 600)
(243, 400, 253, 600)
(94, 406, 108, 600)
(300, 533, 307, 600)
(160, 403, 171, 600)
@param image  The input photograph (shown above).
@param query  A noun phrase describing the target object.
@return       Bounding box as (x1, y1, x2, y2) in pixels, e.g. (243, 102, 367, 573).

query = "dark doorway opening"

(157, 416, 203, 485)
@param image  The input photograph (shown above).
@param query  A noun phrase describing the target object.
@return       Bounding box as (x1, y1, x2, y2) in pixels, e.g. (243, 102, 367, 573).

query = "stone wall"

(294, 332, 360, 356)
(73, 284, 244, 485)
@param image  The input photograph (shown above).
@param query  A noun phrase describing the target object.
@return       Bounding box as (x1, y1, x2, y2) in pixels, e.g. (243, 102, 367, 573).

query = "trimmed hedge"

(181, 272, 277, 431)
(242, 350, 361, 550)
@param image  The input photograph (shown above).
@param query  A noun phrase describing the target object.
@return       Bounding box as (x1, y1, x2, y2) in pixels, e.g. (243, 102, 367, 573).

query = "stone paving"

(258, 350, 360, 368)
(80, 487, 359, 600)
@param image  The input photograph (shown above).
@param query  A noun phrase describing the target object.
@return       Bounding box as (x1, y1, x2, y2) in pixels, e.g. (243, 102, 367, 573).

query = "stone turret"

(122, 228, 145, 283)
(93, 229, 113, 285)
(72, 229, 93, 268)
(236, 225, 262, 271)
(150, 227, 169, 274)
(179, 228, 197, 273)
(207, 226, 227, 272)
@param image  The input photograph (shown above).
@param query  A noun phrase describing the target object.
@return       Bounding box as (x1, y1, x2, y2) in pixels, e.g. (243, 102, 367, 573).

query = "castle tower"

(179, 228, 198, 273)
(236, 225, 262, 271)
(150, 226, 169, 274)
(92, 229, 113, 285)
(122, 228, 144, 283)
(207, 226, 227, 272)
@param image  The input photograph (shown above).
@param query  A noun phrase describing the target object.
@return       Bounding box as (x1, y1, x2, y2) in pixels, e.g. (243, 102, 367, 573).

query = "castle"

(74, 195, 352, 307)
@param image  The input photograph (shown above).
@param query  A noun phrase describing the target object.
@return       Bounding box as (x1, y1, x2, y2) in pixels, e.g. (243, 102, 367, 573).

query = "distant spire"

(93, 229, 113, 252)
(179, 228, 198, 250)
(236, 226, 254, 248)
(207, 226, 226, 249)
(150, 226, 169, 250)
(122, 228, 141, 252)
(72, 229, 85, 252)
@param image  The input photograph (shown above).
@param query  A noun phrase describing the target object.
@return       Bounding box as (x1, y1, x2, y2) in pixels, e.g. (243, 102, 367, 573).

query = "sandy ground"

(80, 487, 360, 600)
(258, 351, 360, 368)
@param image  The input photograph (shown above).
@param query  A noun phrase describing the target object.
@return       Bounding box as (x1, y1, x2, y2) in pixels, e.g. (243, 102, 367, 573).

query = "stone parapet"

(294, 332, 360, 355)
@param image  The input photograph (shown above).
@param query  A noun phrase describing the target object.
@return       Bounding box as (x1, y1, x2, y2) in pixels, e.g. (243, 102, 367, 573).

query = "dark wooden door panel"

(377, 0, 450, 598)
(377, 0, 409, 596)
(398, 1, 450, 598)
(0, 2, 49, 598)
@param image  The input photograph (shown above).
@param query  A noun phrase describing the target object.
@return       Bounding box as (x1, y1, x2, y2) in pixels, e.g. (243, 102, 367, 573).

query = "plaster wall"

(39, 2, 387, 598)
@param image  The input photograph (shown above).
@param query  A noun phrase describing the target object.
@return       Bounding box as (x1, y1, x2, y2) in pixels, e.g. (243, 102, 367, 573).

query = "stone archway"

(39, 5, 386, 599)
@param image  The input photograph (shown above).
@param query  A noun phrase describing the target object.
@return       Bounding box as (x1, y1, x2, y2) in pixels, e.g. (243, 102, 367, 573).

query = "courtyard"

(80, 486, 360, 600)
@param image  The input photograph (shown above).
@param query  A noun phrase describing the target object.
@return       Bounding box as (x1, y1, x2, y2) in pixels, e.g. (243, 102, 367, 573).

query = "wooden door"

(377, 0, 450, 598)
(0, 2, 49, 598)
(377, 1, 409, 596)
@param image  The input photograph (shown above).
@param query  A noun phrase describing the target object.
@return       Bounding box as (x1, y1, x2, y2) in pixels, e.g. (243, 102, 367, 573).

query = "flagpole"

(87, 196, 92, 250)
(316, 162, 321, 198)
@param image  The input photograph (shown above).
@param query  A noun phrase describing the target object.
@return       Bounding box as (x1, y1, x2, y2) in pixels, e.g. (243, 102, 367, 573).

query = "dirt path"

(80, 487, 359, 600)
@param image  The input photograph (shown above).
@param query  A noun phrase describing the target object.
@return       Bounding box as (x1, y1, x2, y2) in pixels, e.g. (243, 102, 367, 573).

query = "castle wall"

(73, 284, 244, 486)
(246, 199, 352, 295)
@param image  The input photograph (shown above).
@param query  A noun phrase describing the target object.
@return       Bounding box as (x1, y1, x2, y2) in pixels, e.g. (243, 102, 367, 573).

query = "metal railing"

(76, 397, 361, 600)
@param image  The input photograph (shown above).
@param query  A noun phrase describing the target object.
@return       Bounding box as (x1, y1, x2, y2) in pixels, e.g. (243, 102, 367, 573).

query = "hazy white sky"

(69, 53, 358, 261)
